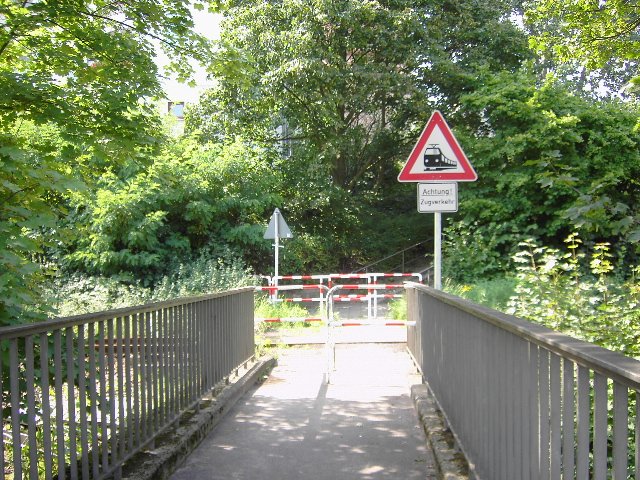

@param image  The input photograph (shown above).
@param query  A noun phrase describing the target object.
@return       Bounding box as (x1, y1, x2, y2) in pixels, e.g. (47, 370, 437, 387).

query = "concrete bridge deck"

(169, 343, 437, 480)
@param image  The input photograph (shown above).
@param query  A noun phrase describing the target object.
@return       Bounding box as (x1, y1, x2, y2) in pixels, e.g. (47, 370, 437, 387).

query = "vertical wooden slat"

(187, 304, 194, 403)
(206, 299, 213, 389)
(562, 359, 575, 480)
(124, 315, 133, 452)
(9, 339, 22, 480)
(529, 343, 540, 480)
(496, 329, 505, 480)
(144, 311, 153, 436)
(157, 309, 165, 426)
(549, 353, 561, 479)
(168, 307, 176, 420)
(183, 305, 190, 405)
(194, 302, 201, 400)
(576, 366, 590, 480)
(539, 349, 550, 480)
(65, 328, 78, 480)
(117, 317, 126, 461)
(139, 313, 147, 441)
(612, 381, 628, 480)
(88, 323, 100, 479)
(203, 300, 209, 389)
(53, 330, 65, 480)
(520, 341, 531, 480)
(98, 321, 109, 470)
(593, 373, 608, 480)
(76, 325, 90, 479)
(150, 310, 159, 430)
(132, 314, 140, 447)
(108, 319, 117, 458)
(25, 336, 38, 479)
(39, 334, 53, 480)
(178, 305, 185, 410)
(506, 332, 515, 480)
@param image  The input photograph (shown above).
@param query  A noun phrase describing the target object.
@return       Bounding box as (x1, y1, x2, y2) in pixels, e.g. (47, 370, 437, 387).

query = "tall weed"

(507, 234, 640, 358)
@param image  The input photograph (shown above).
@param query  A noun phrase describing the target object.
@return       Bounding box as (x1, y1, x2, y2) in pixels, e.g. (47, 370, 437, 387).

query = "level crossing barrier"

(323, 284, 415, 383)
(261, 272, 423, 321)
(254, 284, 330, 324)
(405, 282, 640, 480)
(0, 287, 255, 480)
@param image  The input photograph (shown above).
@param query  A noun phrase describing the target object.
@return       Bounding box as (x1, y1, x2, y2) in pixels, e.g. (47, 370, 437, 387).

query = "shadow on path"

(169, 344, 436, 480)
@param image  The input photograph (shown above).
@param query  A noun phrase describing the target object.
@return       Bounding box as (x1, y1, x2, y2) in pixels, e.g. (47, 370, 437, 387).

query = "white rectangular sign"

(417, 183, 458, 212)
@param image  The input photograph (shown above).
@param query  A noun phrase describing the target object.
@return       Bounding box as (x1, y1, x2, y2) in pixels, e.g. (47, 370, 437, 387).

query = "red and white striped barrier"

(335, 284, 405, 290)
(257, 317, 323, 323)
(255, 285, 328, 292)
(266, 272, 423, 285)
(337, 321, 409, 327)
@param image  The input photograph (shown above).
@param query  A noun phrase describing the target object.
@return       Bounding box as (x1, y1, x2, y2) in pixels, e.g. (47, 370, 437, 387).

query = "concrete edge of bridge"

(122, 356, 277, 480)
(411, 384, 471, 480)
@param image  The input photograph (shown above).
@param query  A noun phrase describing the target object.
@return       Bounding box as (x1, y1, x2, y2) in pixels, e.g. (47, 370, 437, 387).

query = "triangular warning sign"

(398, 111, 477, 182)
(264, 208, 293, 239)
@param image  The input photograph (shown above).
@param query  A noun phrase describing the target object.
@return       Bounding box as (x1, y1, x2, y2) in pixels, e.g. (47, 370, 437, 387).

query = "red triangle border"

(398, 111, 477, 182)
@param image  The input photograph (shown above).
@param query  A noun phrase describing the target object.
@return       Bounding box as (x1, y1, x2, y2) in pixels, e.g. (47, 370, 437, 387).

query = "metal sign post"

(434, 212, 442, 290)
(264, 208, 293, 300)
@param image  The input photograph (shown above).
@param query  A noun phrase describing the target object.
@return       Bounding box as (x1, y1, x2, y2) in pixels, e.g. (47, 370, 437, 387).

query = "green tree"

(64, 138, 282, 281)
(525, 0, 640, 94)
(191, 0, 430, 191)
(443, 69, 640, 282)
(0, 0, 218, 325)
(187, 0, 529, 270)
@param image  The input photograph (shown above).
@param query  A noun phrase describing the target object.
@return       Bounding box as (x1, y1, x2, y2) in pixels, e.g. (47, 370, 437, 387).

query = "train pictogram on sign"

(423, 144, 457, 171)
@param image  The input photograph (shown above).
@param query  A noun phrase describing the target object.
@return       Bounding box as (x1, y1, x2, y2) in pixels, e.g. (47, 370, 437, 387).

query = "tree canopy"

(0, 0, 218, 324)
(525, 0, 640, 95)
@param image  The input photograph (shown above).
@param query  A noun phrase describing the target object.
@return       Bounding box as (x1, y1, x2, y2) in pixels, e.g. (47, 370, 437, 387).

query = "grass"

(444, 277, 517, 311)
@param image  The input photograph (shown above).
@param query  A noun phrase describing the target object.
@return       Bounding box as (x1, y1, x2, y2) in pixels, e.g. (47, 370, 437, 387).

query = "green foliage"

(388, 296, 407, 321)
(0, 121, 82, 325)
(193, 0, 429, 189)
(442, 220, 508, 282)
(525, 0, 640, 89)
(65, 138, 281, 280)
(507, 234, 640, 358)
(0, 0, 220, 326)
(444, 277, 517, 312)
(152, 251, 255, 300)
(451, 69, 640, 279)
(253, 297, 320, 334)
(47, 253, 254, 317)
(254, 297, 310, 321)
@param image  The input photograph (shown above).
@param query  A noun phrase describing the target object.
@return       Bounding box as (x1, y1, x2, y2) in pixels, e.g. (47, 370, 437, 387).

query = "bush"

(46, 253, 255, 317)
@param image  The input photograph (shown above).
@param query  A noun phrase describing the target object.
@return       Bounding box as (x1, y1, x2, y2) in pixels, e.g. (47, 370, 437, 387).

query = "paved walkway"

(169, 343, 436, 479)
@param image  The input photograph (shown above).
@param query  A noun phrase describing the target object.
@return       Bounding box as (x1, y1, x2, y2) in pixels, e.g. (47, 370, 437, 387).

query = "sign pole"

(274, 210, 280, 301)
(264, 208, 293, 302)
(434, 212, 442, 290)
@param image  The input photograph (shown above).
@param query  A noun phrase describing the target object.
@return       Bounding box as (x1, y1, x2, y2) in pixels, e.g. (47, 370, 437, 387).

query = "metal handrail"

(406, 282, 640, 479)
(1, 288, 255, 480)
(352, 239, 432, 273)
